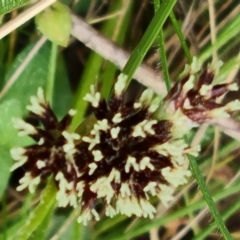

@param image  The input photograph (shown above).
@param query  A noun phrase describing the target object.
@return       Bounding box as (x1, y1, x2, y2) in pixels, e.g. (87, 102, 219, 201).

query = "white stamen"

(125, 156, 139, 173)
(140, 157, 154, 170)
(120, 183, 131, 198)
(55, 172, 65, 183)
(190, 56, 202, 74)
(91, 119, 109, 135)
(157, 184, 174, 206)
(116, 196, 156, 219)
(228, 83, 238, 91)
(199, 84, 213, 96)
(36, 160, 46, 169)
(91, 209, 100, 221)
(92, 150, 103, 161)
(110, 127, 120, 139)
(108, 168, 121, 183)
(83, 85, 101, 107)
(88, 163, 98, 175)
(225, 100, 240, 112)
(38, 138, 44, 145)
(139, 198, 156, 218)
(62, 131, 80, 154)
(183, 98, 191, 109)
(55, 172, 78, 208)
(78, 209, 92, 226)
(112, 113, 122, 123)
(132, 120, 147, 138)
(77, 181, 85, 197)
(90, 177, 115, 204)
(154, 139, 188, 165)
(12, 118, 37, 136)
(115, 73, 128, 96)
(139, 89, 154, 105)
(134, 102, 142, 109)
(161, 167, 191, 187)
(106, 205, 117, 218)
(183, 75, 195, 93)
(143, 182, 157, 195)
(17, 172, 40, 193)
(116, 197, 142, 217)
(26, 87, 46, 115)
(68, 109, 77, 116)
(82, 134, 100, 150)
(10, 148, 28, 171)
(143, 120, 157, 135)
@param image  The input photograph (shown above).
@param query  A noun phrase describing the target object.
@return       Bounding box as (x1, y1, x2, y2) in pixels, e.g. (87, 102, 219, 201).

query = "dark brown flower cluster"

(10, 88, 80, 207)
(10, 58, 240, 225)
(160, 57, 240, 136)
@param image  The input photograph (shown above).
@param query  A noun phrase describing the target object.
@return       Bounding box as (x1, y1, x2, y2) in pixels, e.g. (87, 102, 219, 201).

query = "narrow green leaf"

(35, 2, 71, 47)
(122, 0, 176, 86)
(188, 154, 233, 240)
(193, 198, 240, 239)
(153, 0, 171, 91)
(0, 0, 29, 15)
(169, 12, 192, 63)
(200, 14, 240, 62)
(30, 201, 56, 240)
(14, 179, 57, 240)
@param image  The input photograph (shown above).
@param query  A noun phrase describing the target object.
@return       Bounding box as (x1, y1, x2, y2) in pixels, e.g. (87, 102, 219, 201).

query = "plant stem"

(188, 154, 233, 240)
(169, 12, 192, 63)
(153, 0, 171, 92)
(122, 0, 176, 85)
(193, 197, 240, 239)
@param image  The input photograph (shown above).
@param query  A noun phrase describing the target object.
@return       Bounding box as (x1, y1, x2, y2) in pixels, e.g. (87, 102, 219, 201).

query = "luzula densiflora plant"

(10, 57, 240, 225)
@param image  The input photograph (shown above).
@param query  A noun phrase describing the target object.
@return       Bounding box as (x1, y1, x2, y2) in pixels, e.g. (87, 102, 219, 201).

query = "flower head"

(162, 57, 240, 135)
(74, 73, 193, 224)
(10, 59, 240, 225)
(10, 88, 80, 208)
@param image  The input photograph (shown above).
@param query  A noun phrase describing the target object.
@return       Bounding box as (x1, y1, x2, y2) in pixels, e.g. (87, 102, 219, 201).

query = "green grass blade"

(169, 12, 192, 63)
(13, 178, 57, 240)
(153, 0, 171, 91)
(122, 0, 176, 85)
(193, 196, 240, 239)
(188, 155, 233, 240)
(200, 14, 240, 62)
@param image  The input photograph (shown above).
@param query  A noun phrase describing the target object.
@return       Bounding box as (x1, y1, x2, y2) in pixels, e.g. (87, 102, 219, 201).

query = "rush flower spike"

(162, 57, 240, 136)
(10, 88, 80, 208)
(10, 58, 240, 226)
(75, 73, 194, 225)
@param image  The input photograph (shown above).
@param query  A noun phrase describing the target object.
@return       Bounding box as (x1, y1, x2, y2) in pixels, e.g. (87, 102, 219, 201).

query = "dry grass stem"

(208, 0, 218, 61)
(0, 0, 57, 39)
